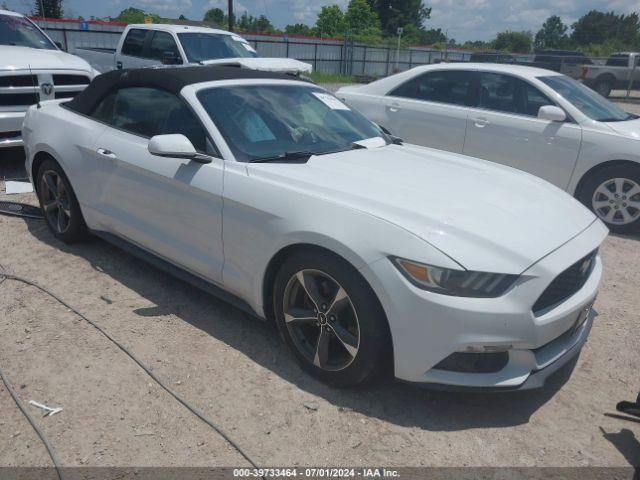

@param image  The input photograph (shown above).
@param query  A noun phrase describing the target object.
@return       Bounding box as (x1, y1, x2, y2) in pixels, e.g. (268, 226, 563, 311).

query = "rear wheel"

(578, 164, 640, 233)
(594, 76, 613, 97)
(36, 159, 88, 243)
(273, 250, 391, 387)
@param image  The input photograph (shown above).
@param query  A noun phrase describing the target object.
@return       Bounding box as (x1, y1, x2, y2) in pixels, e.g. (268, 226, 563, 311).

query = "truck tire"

(594, 76, 613, 98)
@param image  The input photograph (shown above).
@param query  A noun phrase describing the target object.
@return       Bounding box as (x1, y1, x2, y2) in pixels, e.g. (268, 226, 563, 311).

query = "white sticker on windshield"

(312, 92, 350, 111)
(242, 43, 256, 52)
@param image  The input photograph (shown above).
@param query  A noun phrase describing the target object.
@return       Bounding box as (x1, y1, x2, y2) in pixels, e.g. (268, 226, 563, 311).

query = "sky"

(4, 0, 640, 42)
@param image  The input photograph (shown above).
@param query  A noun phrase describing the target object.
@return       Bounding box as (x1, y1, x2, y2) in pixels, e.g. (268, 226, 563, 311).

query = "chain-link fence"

(33, 17, 640, 101)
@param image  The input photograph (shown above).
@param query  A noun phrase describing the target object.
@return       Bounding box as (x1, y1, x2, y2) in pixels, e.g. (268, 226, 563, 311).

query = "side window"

(91, 87, 208, 153)
(91, 92, 116, 124)
(479, 73, 518, 114)
(390, 70, 474, 106)
(479, 73, 554, 117)
(121, 29, 148, 57)
(148, 31, 180, 61)
(523, 83, 553, 116)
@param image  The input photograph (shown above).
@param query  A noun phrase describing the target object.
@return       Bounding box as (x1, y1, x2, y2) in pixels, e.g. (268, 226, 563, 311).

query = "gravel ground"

(0, 102, 639, 471)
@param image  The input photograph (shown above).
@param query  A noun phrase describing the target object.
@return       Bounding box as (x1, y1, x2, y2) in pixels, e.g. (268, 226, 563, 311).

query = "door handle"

(473, 117, 490, 128)
(387, 103, 402, 113)
(96, 148, 118, 160)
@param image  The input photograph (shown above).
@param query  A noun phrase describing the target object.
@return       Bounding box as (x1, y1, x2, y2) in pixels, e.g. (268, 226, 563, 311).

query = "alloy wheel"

(40, 170, 72, 234)
(282, 269, 360, 371)
(592, 177, 640, 225)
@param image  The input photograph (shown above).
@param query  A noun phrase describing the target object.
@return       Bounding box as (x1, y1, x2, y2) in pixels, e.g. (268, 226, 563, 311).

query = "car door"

(116, 28, 157, 69)
(463, 72, 581, 189)
(86, 87, 225, 282)
(383, 69, 476, 153)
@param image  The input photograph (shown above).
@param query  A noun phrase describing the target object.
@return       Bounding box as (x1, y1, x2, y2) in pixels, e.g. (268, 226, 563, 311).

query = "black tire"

(594, 76, 613, 98)
(36, 158, 89, 243)
(273, 250, 391, 387)
(577, 164, 640, 234)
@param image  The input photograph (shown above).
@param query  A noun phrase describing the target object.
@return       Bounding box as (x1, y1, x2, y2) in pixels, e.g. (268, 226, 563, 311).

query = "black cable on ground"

(0, 366, 64, 480)
(0, 268, 263, 475)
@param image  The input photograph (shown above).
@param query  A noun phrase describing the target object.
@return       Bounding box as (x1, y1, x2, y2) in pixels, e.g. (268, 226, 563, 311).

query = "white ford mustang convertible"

(22, 67, 608, 390)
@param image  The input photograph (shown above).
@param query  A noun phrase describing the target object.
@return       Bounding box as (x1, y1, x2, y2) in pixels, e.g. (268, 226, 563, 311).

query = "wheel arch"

(31, 150, 60, 194)
(574, 159, 640, 197)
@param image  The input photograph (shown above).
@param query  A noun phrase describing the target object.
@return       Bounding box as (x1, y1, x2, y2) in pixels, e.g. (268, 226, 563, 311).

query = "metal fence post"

(409, 49, 413, 69)
(385, 47, 390, 76)
(362, 46, 367, 75)
(626, 57, 638, 101)
(313, 42, 318, 71)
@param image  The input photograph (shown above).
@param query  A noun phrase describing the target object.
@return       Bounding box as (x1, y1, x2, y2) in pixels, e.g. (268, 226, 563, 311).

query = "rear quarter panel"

(23, 101, 106, 213)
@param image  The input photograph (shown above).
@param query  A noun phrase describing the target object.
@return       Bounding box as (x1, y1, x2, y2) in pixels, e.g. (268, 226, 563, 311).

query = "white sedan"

(22, 67, 607, 390)
(337, 63, 640, 233)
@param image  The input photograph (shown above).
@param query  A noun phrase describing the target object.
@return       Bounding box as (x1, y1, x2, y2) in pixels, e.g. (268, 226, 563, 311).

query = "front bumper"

(361, 219, 608, 389)
(0, 111, 26, 148)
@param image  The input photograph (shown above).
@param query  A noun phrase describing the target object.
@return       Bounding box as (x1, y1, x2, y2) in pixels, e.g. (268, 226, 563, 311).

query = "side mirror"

(148, 134, 197, 159)
(162, 51, 183, 65)
(538, 105, 566, 122)
(54, 41, 65, 51)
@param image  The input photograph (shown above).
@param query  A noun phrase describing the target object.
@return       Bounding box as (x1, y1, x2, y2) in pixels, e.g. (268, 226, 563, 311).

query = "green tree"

(534, 15, 569, 50)
(285, 23, 314, 36)
(345, 0, 380, 36)
(493, 30, 532, 53)
(366, 0, 431, 36)
(113, 7, 165, 24)
(34, 0, 63, 18)
(571, 10, 639, 47)
(315, 4, 345, 37)
(203, 7, 226, 26)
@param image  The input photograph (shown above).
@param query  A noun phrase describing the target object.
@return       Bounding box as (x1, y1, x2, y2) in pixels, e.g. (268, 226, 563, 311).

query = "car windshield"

(197, 84, 387, 162)
(539, 75, 634, 122)
(178, 32, 257, 62)
(0, 14, 56, 49)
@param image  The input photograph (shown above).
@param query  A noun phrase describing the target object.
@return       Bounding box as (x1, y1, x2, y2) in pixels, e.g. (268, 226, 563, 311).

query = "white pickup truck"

(75, 24, 312, 76)
(582, 52, 640, 97)
(0, 9, 96, 149)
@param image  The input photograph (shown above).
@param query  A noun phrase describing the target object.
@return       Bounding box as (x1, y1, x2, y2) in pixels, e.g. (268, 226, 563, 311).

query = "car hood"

(249, 144, 598, 274)
(201, 57, 312, 74)
(0, 45, 93, 72)
(603, 117, 640, 139)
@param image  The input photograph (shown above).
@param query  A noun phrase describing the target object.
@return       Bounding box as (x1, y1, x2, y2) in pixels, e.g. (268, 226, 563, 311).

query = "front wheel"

(273, 250, 391, 387)
(578, 165, 640, 233)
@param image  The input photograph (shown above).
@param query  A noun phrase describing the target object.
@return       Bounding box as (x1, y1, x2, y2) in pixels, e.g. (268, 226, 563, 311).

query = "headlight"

(392, 257, 518, 298)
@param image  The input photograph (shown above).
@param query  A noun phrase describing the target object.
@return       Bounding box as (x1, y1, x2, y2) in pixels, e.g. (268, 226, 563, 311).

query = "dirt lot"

(1, 103, 639, 471)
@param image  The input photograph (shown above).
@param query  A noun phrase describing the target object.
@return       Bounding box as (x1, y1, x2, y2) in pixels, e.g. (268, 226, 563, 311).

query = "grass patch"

(309, 72, 355, 84)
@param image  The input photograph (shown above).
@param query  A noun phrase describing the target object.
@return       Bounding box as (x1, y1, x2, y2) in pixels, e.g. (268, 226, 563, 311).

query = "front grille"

(0, 130, 21, 140)
(0, 75, 37, 87)
(52, 74, 90, 86)
(0, 93, 39, 106)
(0, 72, 90, 109)
(533, 250, 597, 315)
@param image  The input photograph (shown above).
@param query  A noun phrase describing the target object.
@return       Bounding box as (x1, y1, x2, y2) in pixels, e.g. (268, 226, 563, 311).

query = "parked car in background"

(75, 24, 312, 76)
(338, 63, 640, 233)
(22, 66, 607, 390)
(0, 9, 96, 149)
(531, 50, 592, 78)
(581, 52, 640, 97)
(469, 51, 516, 64)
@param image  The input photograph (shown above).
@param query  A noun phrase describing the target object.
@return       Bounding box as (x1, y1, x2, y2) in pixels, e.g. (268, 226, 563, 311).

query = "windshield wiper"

(250, 150, 318, 163)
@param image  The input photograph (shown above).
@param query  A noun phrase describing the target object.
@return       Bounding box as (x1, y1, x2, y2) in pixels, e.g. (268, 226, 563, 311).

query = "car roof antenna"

(28, 64, 41, 109)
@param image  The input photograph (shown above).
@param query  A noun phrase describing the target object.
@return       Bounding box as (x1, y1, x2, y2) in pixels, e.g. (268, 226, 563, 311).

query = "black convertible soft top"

(66, 66, 302, 116)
